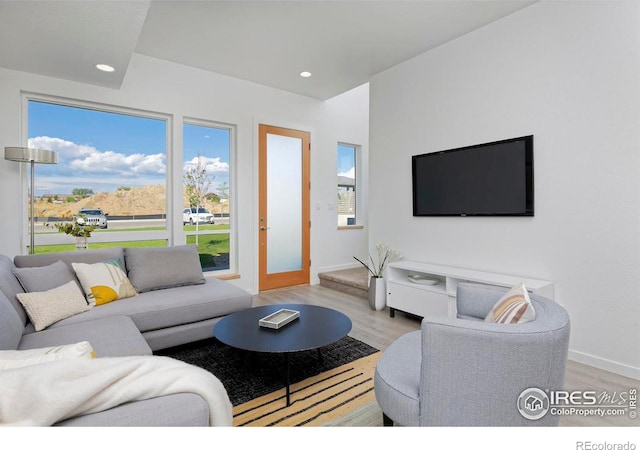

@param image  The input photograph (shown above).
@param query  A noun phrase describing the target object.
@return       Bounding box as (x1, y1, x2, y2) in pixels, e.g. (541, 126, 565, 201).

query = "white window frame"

(22, 92, 174, 250)
(182, 117, 238, 276)
(337, 141, 362, 229)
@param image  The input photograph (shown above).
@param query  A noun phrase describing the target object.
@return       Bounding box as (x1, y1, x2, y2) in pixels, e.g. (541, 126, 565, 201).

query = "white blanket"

(0, 355, 232, 426)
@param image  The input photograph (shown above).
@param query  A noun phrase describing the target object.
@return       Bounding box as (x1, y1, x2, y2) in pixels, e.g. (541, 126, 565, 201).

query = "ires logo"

(550, 390, 632, 406)
(518, 388, 637, 420)
(549, 390, 598, 405)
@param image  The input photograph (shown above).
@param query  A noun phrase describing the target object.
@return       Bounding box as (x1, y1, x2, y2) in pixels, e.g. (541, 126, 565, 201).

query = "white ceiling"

(0, 0, 536, 100)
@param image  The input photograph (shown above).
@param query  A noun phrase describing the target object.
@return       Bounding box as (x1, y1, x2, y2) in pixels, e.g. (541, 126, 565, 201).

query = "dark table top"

(213, 304, 352, 353)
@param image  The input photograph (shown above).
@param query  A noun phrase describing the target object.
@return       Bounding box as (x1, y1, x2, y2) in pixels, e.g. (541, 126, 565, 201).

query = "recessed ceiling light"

(300, 71, 312, 78)
(96, 64, 115, 73)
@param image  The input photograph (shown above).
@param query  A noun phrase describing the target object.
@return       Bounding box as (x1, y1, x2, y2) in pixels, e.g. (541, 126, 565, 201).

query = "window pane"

(186, 232, 230, 272)
(183, 123, 231, 271)
(29, 100, 168, 252)
(338, 144, 357, 226)
(266, 133, 303, 273)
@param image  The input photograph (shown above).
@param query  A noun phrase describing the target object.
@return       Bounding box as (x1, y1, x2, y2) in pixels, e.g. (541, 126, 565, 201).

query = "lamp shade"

(5, 147, 57, 164)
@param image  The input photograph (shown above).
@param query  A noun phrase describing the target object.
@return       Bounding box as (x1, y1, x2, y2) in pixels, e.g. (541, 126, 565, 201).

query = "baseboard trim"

(569, 349, 640, 381)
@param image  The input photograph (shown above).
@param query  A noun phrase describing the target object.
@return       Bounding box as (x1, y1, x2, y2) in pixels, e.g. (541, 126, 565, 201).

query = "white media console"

(385, 260, 554, 318)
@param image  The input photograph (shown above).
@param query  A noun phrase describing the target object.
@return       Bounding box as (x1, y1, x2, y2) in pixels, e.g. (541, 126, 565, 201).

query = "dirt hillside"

(35, 185, 228, 219)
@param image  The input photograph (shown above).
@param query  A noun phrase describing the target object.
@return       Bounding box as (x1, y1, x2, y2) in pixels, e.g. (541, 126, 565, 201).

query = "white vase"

(75, 236, 88, 251)
(368, 276, 386, 311)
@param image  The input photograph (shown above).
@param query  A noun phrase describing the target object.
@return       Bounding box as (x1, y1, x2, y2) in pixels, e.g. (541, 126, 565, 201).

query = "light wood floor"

(253, 284, 638, 427)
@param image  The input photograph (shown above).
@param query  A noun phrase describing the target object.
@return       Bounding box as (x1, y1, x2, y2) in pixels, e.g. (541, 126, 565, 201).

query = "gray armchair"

(374, 282, 570, 426)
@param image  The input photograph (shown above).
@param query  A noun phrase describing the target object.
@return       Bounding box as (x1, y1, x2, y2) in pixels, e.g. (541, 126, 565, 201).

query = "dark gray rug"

(155, 336, 379, 406)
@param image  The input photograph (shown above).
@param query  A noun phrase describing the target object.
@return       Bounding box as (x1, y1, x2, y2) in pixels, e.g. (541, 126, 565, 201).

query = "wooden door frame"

(258, 124, 310, 291)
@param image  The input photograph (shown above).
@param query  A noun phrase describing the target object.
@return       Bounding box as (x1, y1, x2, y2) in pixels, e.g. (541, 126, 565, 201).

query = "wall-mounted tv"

(412, 135, 534, 217)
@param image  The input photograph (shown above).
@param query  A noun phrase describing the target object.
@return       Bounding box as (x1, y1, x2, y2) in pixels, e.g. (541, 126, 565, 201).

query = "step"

(318, 267, 369, 299)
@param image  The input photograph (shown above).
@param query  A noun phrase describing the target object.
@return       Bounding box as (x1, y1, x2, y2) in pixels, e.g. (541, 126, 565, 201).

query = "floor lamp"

(4, 147, 58, 254)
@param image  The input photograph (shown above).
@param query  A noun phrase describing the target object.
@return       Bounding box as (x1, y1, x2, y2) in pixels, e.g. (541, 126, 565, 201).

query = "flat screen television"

(412, 135, 534, 216)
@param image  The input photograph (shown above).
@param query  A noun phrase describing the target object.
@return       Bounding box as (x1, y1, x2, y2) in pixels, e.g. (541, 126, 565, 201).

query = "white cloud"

(27, 136, 166, 177)
(338, 167, 355, 179)
(184, 156, 229, 175)
(29, 136, 95, 159)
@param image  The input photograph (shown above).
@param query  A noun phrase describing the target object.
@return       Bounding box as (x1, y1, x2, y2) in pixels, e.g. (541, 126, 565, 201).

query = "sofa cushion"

(30, 279, 252, 333)
(0, 341, 95, 369)
(16, 281, 92, 331)
(0, 290, 24, 350)
(12, 260, 80, 294)
(0, 254, 28, 325)
(72, 259, 137, 306)
(54, 393, 210, 427)
(14, 247, 126, 272)
(125, 245, 205, 293)
(19, 316, 152, 357)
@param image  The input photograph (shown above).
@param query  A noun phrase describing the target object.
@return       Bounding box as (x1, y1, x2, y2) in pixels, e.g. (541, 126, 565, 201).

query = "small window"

(337, 143, 358, 226)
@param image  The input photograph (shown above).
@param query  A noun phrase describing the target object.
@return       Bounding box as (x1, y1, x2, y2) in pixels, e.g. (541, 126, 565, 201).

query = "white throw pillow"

(72, 258, 137, 306)
(484, 282, 536, 324)
(16, 280, 91, 331)
(0, 341, 95, 369)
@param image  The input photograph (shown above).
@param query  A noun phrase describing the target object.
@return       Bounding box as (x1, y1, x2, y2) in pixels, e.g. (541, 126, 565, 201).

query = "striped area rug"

(233, 352, 380, 427)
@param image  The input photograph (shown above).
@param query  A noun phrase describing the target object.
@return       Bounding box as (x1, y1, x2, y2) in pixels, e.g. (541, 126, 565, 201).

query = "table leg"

(285, 352, 291, 406)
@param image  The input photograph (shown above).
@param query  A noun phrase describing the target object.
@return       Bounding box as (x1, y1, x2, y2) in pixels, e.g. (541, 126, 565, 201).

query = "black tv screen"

(412, 135, 534, 216)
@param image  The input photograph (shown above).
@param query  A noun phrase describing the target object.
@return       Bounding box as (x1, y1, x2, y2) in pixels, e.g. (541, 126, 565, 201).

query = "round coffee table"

(213, 304, 352, 406)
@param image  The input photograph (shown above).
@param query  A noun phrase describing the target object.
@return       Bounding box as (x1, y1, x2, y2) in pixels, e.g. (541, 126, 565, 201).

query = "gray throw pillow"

(12, 260, 80, 293)
(125, 245, 205, 293)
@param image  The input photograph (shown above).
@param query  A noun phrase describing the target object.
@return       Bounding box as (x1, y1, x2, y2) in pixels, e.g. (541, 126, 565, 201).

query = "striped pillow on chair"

(484, 282, 536, 324)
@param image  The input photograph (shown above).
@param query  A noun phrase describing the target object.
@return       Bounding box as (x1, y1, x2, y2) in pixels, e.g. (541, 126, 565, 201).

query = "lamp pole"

(5, 147, 58, 254)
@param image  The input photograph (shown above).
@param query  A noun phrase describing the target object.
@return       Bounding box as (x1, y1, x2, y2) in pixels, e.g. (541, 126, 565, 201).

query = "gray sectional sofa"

(0, 244, 253, 426)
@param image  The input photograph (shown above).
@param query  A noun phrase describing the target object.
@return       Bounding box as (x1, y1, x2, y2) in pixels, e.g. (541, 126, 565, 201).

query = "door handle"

(260, 226, 267, 231)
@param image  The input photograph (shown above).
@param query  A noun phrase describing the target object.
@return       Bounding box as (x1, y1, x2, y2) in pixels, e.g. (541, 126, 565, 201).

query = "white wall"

(369, 1, 640, 379)
(0, 53, 370, 294)
(313, 84, 370, 277)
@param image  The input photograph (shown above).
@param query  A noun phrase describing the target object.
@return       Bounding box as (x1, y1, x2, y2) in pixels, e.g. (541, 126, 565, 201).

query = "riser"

(319, 278, 368, 299)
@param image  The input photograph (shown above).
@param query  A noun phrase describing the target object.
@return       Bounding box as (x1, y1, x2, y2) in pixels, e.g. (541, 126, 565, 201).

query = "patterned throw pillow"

(0, 341, 95, 369)
(484, 282, 536, 324)
(72, 258, 137, 306)
(16, 281, 91, 331)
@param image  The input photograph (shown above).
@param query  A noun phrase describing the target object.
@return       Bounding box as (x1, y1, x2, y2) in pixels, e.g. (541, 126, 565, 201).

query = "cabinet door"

(387, 282, 449, 318)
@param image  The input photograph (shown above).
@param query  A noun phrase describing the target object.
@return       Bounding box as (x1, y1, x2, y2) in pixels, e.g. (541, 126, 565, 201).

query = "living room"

(0, 0, 637, 446)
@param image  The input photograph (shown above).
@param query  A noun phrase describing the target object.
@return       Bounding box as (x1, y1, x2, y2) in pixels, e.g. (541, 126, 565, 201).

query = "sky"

(337, 143, 355, 180)
(27, 101, 230, 196)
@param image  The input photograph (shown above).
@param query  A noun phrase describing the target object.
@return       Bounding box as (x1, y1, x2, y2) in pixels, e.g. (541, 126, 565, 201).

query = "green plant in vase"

(46, 211, 95, 250)
(354, 243, 403, 311)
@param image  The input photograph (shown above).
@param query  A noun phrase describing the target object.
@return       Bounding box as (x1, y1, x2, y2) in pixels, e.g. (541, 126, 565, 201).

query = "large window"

(26, 98, 236, 275)
(183, 121, 232, 272)
(337, 143, 358, 227)
(28, 99, 169, 252)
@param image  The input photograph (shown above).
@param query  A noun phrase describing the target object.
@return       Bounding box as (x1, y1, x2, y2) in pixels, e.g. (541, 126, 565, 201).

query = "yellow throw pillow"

(16, 281, 91, 331)
(0, 341, 95, 369)
(72, 258, 137, 306)
(484, 282, 536, 324)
